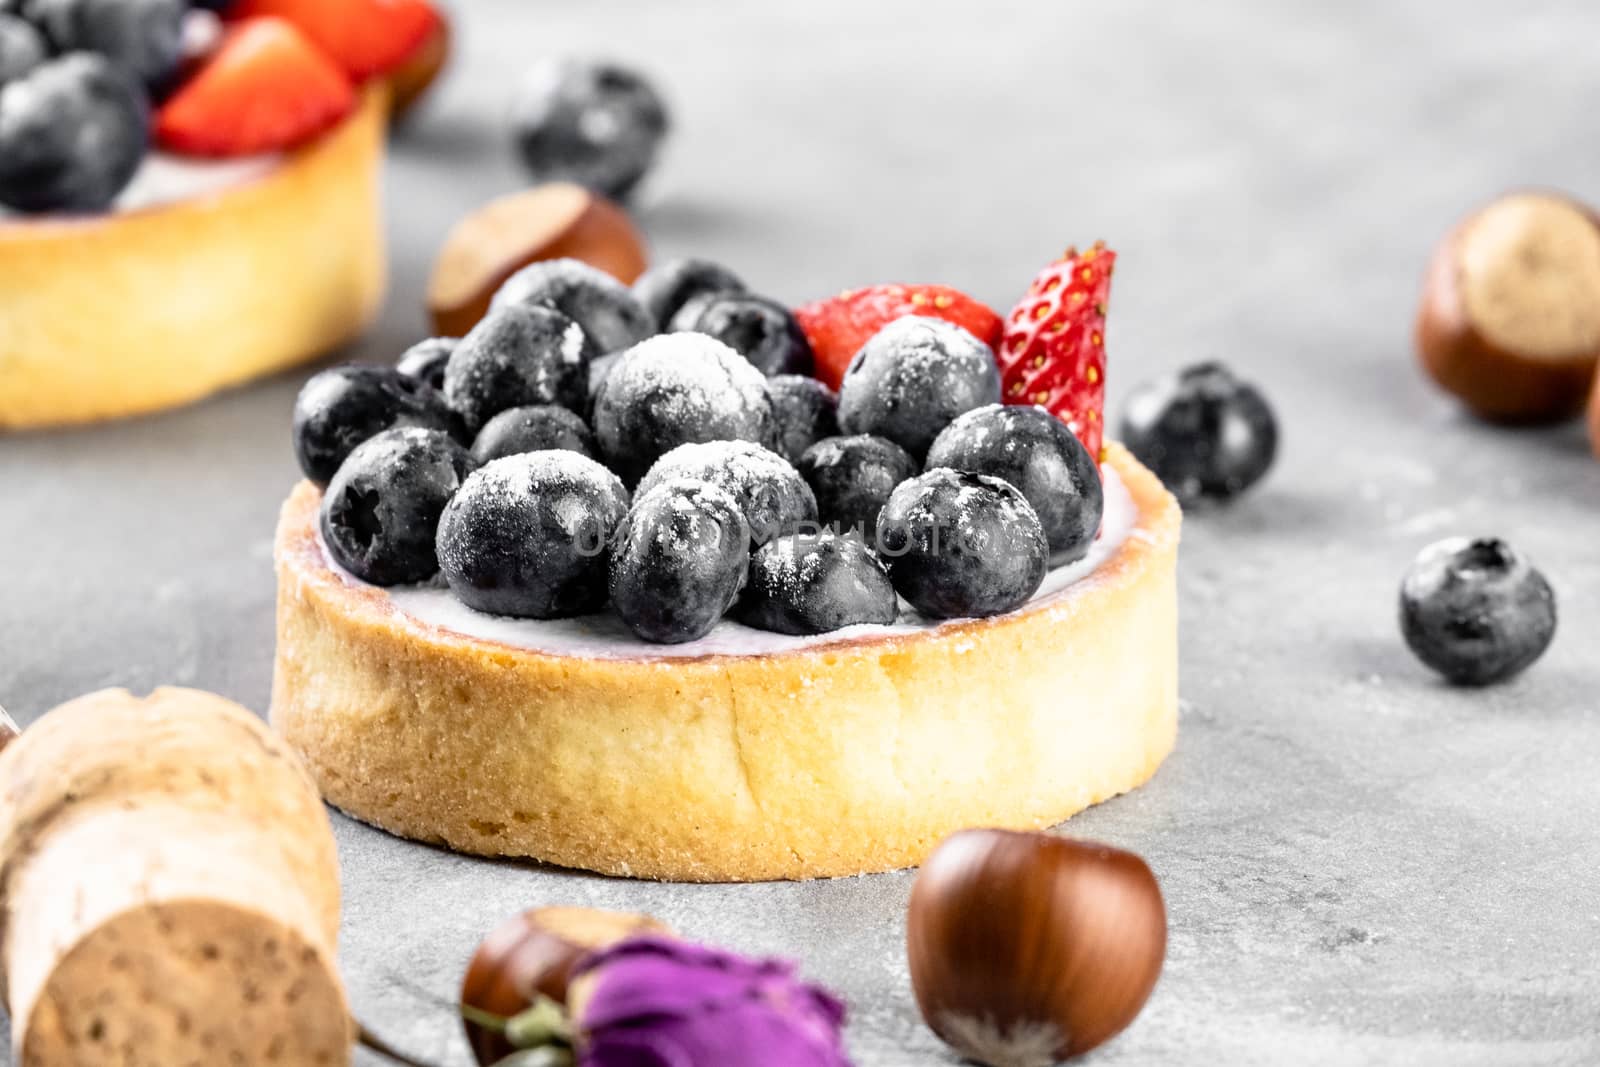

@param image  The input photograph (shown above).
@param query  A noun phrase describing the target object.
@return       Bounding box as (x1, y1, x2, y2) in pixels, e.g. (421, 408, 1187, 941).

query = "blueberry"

(0, 53, 148, 213)
(837, 316, 1001, 458)
(632, 257, 745, 331)
(24, 0, 185, 89)
(320, 427, 475, 586)
(443, 304, 593, 434)
(797, 434, 918, 541)
(926, 404, 1104, 563)
(878, 468, 1047, 620)
(438, 450, 628, 619)
(0, 14, 46, 85)
(472, 404, 594, 464)
(491, 258, 654, 356)
(591, 332, 775, 485)
(510, 58, 668, 200)
(1121, 361, 1278, 505)
(395, 337, 458, 393)
(738, 534, 898, 636)
(293, 365, 456, 487)
(1399, 537, 1557, 686)
(768, 375, 838, 464)
(609, 479, 750, 643)
(679, 293, 813, 377)
(636, 440, 817, 546)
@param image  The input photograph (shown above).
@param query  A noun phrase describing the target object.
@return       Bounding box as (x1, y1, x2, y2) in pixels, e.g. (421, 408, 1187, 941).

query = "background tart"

(0, 86, 388, 432)
(271, 443, 1181, 883)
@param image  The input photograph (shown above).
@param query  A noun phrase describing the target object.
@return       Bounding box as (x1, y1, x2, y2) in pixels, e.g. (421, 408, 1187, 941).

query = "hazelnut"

(0, 703, 15, 753)
(1416, 191, 1600, 423)
(907, 829, 1166, 1065)
(1590, 375, 1600, 457)
(428, 183, 648, 338)
(460, 906, 668, 1065)
(390, 14, 451, 121)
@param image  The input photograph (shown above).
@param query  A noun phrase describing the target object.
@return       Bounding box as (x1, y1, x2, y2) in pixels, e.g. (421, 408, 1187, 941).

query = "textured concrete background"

(4, 1, 1600, 1063)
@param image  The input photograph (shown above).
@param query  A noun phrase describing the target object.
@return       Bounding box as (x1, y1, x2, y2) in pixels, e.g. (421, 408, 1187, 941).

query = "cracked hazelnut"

(1416, 191, 1600, 423)
(460, 906, 668, 1065)
(907, 829, 1166, 1065)
(428, 183, 648, 338)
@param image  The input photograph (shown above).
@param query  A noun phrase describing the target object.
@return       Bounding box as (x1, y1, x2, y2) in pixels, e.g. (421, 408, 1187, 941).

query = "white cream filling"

(0, 151, 278, 221)
(322, 464, 1138, 660)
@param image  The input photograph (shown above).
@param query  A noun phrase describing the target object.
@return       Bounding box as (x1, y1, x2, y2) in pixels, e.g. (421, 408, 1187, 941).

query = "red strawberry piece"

(998, 242, 1116, 460)
(794, 284, 1003, 391)
(230, 0, 443, 81)
(156, 18, 355, 158)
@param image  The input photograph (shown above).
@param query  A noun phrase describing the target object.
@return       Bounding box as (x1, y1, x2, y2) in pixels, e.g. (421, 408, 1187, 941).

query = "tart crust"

(271, 444, 1181, 882)
(0, 87, 388, 431)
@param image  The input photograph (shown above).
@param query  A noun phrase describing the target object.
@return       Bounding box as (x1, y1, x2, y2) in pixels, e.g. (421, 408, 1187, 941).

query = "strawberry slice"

(794, 284, 1003, 390)
(156, 18, 355, 158)
(230, 0, 443, 81)
(998, 242, 1116, 460)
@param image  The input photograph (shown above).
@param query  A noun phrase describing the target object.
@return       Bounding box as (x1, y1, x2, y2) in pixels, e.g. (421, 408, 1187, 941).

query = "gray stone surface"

(4, 0, 1599, 1063)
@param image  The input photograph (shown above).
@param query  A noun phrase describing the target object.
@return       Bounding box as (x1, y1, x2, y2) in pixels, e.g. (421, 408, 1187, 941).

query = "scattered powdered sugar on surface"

(602, 334, 768, 426)
(325, 464, 1139, 659)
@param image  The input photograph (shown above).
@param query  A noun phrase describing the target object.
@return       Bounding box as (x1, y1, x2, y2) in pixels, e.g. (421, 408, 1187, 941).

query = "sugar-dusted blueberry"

(878, 468, 1047, 620)
(438, 450, 628, 619)
(443, 304, 593, 434)
(738, 534, 898, 636)
(926, 404, 1104, 563)
(837, 316, 1001, 458)
(395, 337, 458, 392)
(1400, 537, 1557, 686)
(472, 404, 594, 464)
(632, 257, 745, 332)
(510, 58, 668, 200)
(609, 479, 750, 644)
(25, 0, 185, 89)
(676, 293, 814, 377)
(768, 375, 838, 464)
(293, 364, 455, 487)
(1121, 361, 1278, 505)
(0, 53, 148, 213)
(491, 258, 654, 356)
(797, 434, 918, 541)
(320, 427, 475, 586)
(636, 440, 816, 546)
(0, 14, 46, 85)
(590, 332, 775, 485)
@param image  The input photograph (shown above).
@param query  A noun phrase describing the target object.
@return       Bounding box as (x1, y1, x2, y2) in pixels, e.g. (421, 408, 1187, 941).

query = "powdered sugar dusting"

(322, 464, 1139, 659)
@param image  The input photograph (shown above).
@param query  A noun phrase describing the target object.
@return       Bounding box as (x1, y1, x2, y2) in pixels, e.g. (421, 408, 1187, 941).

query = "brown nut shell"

(907, 829, 1166, 1064)
(1589, 373, 1600, 457)
(1416, 191, 1600, 423)
(428, 183, 648, 338)
(390, 15, 450, 121)
(460, 906, 668, 1065)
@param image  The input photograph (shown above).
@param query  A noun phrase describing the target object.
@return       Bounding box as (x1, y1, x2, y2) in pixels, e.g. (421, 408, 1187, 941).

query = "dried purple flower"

(572, 936, 851, 1066)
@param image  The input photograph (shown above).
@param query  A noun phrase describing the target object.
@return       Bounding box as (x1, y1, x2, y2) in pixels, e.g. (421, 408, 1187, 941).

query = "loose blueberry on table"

(510, 57, 669, 201)
(1399, 537, 1557, 686)
(1121, 361, 1278, 505)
